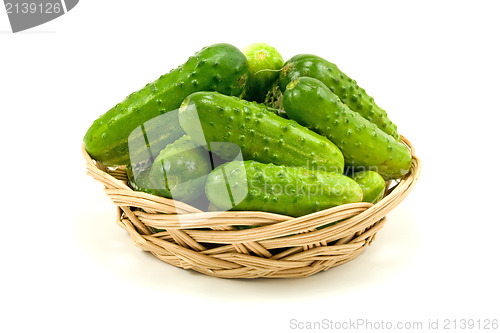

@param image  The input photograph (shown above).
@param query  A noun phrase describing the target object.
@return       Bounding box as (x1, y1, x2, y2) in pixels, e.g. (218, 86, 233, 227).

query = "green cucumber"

(178, 91, 344, 173)
(279, 54, 400, 140)
(352, 170, 386, 204)
(83, 43, 249, 166)
(282, 77, 411, 180)
(242, 42, 284, 103)
(205, 160, 363, 217)
(149, 135, 212, 203)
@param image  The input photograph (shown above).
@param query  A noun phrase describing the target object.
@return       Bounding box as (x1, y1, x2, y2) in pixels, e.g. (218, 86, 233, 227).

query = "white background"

(1, 1, 499, 332)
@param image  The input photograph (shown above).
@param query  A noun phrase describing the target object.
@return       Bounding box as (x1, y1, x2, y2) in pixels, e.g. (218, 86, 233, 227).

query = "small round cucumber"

(205, 160, 363, 217)
(242, 42, 284, 103)
(352, 170, 386, 204)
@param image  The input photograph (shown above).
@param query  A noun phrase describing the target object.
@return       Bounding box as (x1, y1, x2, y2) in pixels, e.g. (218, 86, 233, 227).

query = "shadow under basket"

(83, 135, 421, 279)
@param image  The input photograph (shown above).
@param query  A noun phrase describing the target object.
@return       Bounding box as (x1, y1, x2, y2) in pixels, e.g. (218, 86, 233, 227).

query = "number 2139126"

(5, 2, 62, 14)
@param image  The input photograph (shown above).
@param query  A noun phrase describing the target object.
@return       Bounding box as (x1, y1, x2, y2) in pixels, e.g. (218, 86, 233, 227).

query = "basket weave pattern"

(83, 136, 420, 279)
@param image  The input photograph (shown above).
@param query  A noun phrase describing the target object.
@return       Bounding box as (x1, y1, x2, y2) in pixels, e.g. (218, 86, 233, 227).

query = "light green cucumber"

(352, 170, 386, 204)
(178, 91, 344, 173)
(205, 160, 363, 217)
(282, 77, 411, 180)
(242, 42, 284, 103)
(84, 43, 249, 166)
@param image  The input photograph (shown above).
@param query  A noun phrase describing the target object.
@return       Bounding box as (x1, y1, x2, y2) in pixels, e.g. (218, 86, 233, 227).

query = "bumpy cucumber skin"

(84, 43, 249, 166)
(149, 135, 212, 203)
(178, 91, 344, 173)
(242, 43, 284, 103)
(352, 170, 386, 204)
(283, 77, 411, 180)
(279, 54, 400, 140)
(205, 160, 363, 217)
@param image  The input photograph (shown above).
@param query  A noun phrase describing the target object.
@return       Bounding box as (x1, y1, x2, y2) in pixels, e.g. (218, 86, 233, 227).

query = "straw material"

(83, 135, 421, 279)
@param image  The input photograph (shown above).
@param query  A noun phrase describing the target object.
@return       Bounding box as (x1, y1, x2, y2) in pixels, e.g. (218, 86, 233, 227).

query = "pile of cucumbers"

(84, 43, 411, 217)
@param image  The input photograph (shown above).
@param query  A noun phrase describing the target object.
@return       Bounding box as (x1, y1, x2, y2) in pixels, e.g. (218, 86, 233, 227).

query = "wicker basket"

(82, 135, 420, 279)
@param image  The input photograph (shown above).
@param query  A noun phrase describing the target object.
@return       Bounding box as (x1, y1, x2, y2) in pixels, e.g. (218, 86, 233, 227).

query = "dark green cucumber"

(279, 54, 400, 140)
(178, 91, 344, 173)
(283, 77, 411, 180)
(205, 160, 363, 217)
(149, 135, 212, 203)
(352, 170, 386, 204)
(84, 43, 249, 166)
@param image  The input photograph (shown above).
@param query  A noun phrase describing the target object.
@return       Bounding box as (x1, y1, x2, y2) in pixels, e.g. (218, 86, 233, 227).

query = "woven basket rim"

(82, 135, 421, 278)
